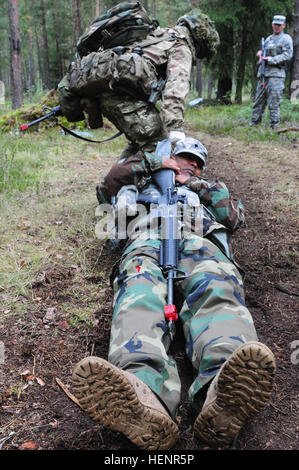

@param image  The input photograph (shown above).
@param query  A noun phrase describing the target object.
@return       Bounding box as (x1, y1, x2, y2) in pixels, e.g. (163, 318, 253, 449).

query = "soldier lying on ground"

(58, 3, 219, 155)
(71, 137, 276, 450)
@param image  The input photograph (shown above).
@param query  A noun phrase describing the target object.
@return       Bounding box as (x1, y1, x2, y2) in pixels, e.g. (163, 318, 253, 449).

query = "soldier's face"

(173, 154, 203, 177)
(272, 23, 285, 34)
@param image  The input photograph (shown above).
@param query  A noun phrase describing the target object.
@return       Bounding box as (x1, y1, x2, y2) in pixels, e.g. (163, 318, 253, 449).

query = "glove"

(169, 131, 186, 143)
(169, 131, 186, 144)
(169, 130, 186, 144)
(80, 98, 103, 129)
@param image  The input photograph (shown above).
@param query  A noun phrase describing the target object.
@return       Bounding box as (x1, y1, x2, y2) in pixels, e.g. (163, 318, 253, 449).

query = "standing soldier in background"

(58, 3, 219, 155)
(250, 15, 293, 129)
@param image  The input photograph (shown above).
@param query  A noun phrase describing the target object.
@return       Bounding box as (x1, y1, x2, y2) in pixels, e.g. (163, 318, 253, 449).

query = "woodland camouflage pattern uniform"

(97, 147, 259, 418)
(251, 17, 293, 128)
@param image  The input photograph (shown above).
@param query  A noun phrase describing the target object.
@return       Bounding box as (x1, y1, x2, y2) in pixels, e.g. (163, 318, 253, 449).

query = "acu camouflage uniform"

(97, 150, 258, 418)
(251, 32, 293, 127)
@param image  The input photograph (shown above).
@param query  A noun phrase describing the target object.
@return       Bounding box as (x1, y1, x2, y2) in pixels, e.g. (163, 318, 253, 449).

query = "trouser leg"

(100, 92, 167, 153)
(267, 77, 284, 127)
(177, 238, 258, 411)
(251, 79, 267, 124)
(109, 246, 181, 418)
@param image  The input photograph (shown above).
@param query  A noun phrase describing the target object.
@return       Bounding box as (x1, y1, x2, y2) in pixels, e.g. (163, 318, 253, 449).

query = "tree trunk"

(168, 6, 173, 25)
(290, 0, 299, 102)
(217, 77, 233, 104)
(40, 0, 52, 90)
(52, 8, 64, 79)
(207, 69, 215, 100)
(235, 17, 249, 104)
(94, 0, 103, 17)
(8, 0, 23, 109)
(152, 0, 156, 18)
(34, 24, 44, 88)
(73, 0, 83, 43)
(28, 28, 36, 93)
(216, 23, 234, 104)
(196, 59, 203, 96)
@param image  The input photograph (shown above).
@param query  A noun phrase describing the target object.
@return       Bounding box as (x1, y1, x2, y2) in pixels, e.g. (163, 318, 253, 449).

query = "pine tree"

(8, 0, 23, 109)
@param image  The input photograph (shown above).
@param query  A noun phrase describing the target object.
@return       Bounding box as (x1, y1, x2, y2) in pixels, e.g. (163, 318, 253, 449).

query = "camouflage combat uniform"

(251, 32, 293, 127)
(99, 25, 196, 153)
(97, 150, 258, 418)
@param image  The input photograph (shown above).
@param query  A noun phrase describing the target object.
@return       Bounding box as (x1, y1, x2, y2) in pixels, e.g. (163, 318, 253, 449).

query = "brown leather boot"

(72, 356, 179, 450)
(194, 341, 276, 447)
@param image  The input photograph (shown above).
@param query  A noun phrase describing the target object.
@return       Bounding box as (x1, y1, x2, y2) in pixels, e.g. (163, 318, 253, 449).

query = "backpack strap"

(136, 32, 183, 49)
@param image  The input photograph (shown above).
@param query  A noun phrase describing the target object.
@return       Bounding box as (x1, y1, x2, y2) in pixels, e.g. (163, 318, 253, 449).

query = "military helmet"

(174, 137, 207, 167)
(177, 9, 219, 60)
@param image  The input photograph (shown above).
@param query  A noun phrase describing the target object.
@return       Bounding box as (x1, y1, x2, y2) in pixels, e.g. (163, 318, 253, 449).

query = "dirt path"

(0, 130, 298, 451)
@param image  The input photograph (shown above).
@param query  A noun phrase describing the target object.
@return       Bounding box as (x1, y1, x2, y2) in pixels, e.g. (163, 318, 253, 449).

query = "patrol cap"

(272, 15, 286, 24)
(173, 137, 207, 167)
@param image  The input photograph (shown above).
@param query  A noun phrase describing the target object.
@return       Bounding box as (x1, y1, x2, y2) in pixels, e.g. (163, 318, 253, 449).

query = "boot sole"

(194, 341, 276, 447)
(72, 356, 179, 450)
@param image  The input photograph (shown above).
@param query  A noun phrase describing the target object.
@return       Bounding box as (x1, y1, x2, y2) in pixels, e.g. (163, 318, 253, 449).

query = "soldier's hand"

(175, 174, 191, 184)
(161, 156, 181, 173)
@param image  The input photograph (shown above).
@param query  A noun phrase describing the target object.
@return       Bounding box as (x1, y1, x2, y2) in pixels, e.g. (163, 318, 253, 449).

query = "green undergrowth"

(186, 98, 299, 143)
(0, 89, 89, 133)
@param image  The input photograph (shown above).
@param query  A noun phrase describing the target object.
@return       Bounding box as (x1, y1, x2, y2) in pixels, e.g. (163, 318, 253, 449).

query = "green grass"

(0, 133, 53, 194)
(0, 122, 125, 317)
(186, 98, 299, 143)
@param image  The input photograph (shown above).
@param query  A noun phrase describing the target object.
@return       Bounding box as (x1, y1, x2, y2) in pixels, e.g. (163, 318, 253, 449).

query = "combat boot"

(72, 356, 179, 450)
(194, 341, 276, 448)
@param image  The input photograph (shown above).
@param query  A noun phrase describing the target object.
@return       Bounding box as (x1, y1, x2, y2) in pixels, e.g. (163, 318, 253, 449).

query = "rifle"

(138, 139, 187, 330)
(19, 105, 62, 131)
(19, 104, 122, 144)
(260, 37, 266, 88)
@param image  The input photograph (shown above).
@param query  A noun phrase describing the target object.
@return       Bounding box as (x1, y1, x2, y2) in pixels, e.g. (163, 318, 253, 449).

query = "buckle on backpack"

(102, 29, 112, 39)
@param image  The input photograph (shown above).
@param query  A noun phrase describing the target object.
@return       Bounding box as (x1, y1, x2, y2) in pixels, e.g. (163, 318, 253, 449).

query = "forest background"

(1, 0, 299, 111)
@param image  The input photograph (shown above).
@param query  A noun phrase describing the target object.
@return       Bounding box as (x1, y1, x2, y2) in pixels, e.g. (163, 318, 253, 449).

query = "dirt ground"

(0, 128, 298, 453)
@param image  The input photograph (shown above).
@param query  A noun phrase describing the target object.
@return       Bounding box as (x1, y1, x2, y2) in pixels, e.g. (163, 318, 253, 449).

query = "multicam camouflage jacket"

(129, 25, 196, 131)
(97, 150, 245, 256)
(258, 32, 293, 79)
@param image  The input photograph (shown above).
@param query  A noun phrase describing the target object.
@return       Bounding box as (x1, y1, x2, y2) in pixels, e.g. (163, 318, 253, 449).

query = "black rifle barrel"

(20, 105, 62, 131)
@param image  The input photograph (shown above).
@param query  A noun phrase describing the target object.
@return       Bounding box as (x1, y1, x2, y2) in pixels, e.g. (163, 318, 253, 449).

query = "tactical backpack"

(67, 48, 158, 101)
(77, 2, 156, 58)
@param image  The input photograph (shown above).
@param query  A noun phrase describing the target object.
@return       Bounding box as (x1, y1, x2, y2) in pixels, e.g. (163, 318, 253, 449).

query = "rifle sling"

(59, 124, 123, 144)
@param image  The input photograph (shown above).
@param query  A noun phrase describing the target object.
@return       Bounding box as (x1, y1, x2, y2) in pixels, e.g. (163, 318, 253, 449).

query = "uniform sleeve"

(267, 35, 293, 65)
(161, 40, 193, 131)
(96, 151, 163, 203)
(184, 176, 245, 232)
